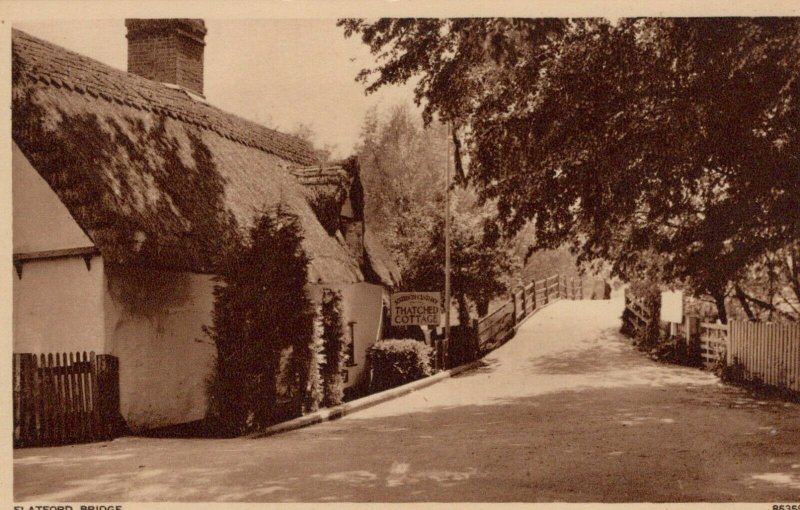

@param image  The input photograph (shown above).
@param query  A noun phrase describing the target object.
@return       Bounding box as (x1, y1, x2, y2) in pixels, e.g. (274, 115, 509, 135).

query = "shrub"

(649, 333, 703, 367)
(627, 277, 662, 349)
(619, 307, 637, 337)
(368, 339, 433, 392)
(716, 356, 800, 402)
(717, 354, 745, 383)
(320, 289, 347, 407)
(204, 207, 317, 436)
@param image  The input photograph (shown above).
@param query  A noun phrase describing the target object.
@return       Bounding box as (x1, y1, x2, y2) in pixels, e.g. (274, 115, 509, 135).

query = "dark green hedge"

(367, 339, 432, 392)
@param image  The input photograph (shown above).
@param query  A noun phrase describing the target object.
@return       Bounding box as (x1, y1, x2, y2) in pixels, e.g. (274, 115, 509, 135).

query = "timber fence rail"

(473, 273, 586, 355)
(699, 322, 728, 368)
(13, 351, 122, 448)
(623, 290, 800, 393)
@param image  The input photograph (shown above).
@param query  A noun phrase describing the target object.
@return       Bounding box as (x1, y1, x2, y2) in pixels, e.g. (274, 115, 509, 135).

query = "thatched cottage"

(11, 20, 400, 432)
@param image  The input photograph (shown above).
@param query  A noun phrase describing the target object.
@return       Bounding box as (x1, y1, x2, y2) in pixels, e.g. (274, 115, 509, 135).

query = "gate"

(13, 352, 123, 447)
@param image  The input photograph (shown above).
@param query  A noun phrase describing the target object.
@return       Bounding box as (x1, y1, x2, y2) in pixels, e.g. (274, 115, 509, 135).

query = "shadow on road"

(14, 301, 800, 503)
(15, 369, 800, 503)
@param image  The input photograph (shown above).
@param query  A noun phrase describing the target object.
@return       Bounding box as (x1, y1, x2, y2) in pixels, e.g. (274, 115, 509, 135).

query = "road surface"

(14, 298, 800, 502)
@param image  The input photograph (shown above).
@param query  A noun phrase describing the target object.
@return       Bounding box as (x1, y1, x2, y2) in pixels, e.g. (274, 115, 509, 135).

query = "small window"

(346, 321, 357, 366)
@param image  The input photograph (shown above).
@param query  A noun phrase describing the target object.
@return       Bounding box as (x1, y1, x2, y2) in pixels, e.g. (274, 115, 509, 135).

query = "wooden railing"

(476, 301, 516, 352)
(474, 273, 585, 354)
(699, 322, 728, 367)
(622, 290, 652, 332)
(13, 352, 122, 448)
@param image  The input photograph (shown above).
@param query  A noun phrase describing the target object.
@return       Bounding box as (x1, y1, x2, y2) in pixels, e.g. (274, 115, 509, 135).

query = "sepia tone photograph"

(6, 3, 800, 505)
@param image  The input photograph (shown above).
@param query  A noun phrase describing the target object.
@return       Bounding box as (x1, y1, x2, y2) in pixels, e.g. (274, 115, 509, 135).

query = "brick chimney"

(125, 19, 207, 96)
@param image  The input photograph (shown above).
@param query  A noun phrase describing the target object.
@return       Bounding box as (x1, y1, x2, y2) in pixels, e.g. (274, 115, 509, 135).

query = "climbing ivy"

(320, 289, 347, 407)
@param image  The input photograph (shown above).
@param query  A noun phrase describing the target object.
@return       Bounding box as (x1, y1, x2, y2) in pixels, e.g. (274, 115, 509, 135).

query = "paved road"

(14, 298, 800, 502)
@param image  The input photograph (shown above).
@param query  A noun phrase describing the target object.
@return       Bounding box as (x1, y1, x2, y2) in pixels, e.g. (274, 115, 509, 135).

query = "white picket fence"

(727, 321, 800, 392)
(624, 293, 800, 393)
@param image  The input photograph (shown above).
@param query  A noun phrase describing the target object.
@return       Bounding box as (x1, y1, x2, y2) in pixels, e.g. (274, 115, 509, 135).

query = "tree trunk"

(734, 285, 757, 322)
(456, 293, 470, 328)
(711, 290, 728, 324)
(476, 299, 489, 318)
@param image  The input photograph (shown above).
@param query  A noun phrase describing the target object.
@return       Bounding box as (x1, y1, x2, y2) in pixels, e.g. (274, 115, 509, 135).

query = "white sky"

(14, 19, 419, 158)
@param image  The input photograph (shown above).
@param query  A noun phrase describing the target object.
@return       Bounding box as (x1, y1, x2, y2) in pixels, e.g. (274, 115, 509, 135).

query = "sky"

(14, 19, 419, 158)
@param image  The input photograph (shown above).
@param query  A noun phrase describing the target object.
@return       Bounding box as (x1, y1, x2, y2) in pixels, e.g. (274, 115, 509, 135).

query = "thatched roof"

(363, 226, 402, 287)
(12, 29, 395, 286)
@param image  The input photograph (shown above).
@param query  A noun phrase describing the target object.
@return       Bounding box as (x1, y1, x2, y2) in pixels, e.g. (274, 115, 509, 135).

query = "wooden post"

(685, 316, 699, 340)
(519, 288, 526, 321)
(685, 316, 699, 363)
(579, 279, 584, 300)
(547, 276, 553, 304)
(727, 321, 735, 366)
(511, 292, 518, 326)
(472, 318, 480, 360)
(95, 355, 121, 439)
(32, 354, 42, 445)
(532, 281, 537, 310)
(13, 354, 21, 446)
(89, 352, 100, 439)
(44, 353, 53, 445)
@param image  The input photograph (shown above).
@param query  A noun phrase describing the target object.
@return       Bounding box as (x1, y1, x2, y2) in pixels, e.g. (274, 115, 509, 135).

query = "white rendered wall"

(104, 265, 217, 431)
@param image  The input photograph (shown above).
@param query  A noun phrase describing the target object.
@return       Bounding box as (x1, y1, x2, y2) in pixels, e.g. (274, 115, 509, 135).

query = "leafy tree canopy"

(340, 18, 800, 320)
(356, 103, 518, 321)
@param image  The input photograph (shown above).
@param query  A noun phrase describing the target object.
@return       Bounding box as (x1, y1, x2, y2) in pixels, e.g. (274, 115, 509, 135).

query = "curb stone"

(248, 359, 484, 439)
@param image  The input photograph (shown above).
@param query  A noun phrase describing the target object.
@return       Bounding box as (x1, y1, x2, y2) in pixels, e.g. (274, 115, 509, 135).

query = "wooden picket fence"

(13, 352, 122, 448)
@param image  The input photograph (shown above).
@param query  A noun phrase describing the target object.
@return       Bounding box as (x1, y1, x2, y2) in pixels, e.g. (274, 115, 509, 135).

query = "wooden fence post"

(472, 318, 480, 361)
(13, 354, 21, 446)
(520, 287, 527, 321)
(727, 321, 735, 365)
(685, 316, 699, 362)
(94, 354, 122, 439)
(511, 291, 518, 326)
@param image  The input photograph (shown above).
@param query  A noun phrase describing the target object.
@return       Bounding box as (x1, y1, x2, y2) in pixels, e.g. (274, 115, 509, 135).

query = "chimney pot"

(125, 19, 207, 96)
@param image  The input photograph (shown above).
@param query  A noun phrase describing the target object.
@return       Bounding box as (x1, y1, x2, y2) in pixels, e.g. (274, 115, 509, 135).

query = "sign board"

(660, 290, 684, 323)
(391, 292, 441, 326)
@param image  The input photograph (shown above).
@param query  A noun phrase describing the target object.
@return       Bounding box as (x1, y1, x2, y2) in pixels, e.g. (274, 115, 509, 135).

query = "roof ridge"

(12, 28, 317, 166)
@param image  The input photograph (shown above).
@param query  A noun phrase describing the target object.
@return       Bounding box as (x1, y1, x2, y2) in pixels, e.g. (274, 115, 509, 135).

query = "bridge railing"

(470, 274, 588, 360)
(431, 274, 610, 368)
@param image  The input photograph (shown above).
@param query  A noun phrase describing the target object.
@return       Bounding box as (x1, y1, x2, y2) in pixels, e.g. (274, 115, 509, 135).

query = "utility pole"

(443, 121, 452, 369)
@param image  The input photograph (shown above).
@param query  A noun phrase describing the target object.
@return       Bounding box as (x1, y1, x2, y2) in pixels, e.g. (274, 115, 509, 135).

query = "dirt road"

(14, 298, 800, 502)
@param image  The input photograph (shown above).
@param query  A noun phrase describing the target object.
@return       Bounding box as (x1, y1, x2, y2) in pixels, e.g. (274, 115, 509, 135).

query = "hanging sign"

(660, 290, 684, 323)
(390, 292, 441, 326)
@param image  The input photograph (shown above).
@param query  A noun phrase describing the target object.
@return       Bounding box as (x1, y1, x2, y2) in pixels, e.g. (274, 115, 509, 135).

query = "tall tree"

(356, 103, 518, 321)
(341, 18, 800, 321)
